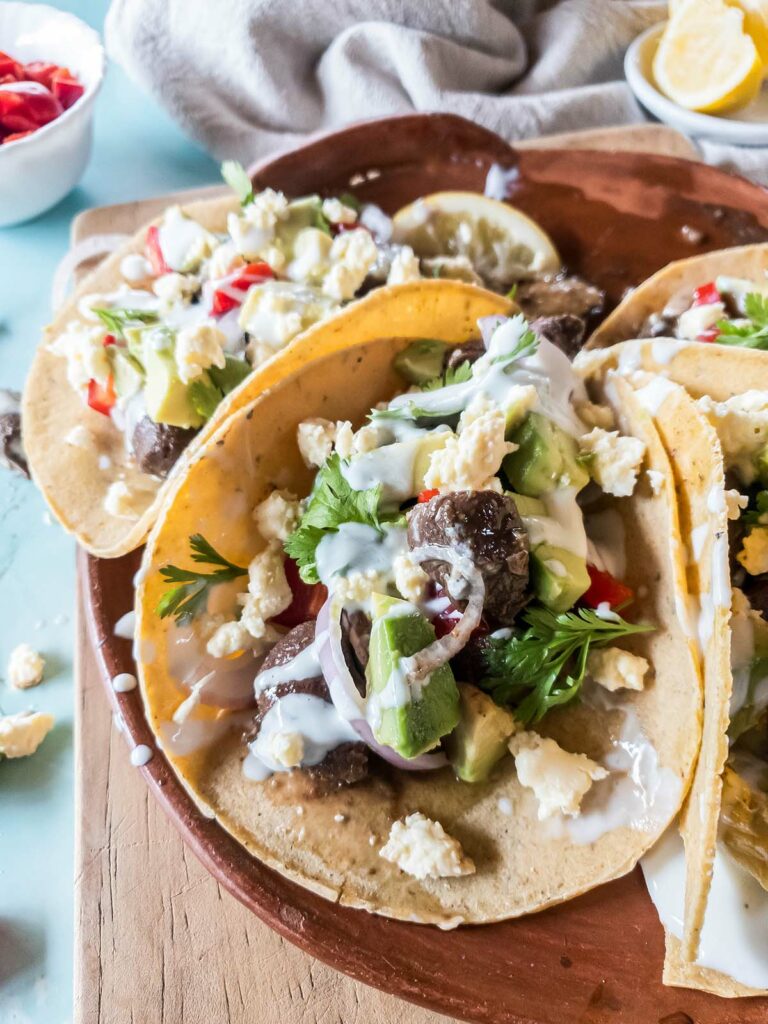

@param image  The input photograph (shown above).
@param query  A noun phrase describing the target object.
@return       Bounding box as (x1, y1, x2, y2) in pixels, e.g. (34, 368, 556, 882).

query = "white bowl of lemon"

(625, 0, 768, 146)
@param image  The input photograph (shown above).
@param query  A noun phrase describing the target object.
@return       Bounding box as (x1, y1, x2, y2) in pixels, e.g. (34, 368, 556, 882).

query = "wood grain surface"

(74, 123, 704, 1024)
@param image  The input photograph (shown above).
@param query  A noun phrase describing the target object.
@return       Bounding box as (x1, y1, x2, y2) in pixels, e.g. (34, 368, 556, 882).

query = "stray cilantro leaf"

(284, 454, 384, 583)
(421, 359, 474, 391)
(480, 605, 653, 725)
(92, 307, 159, 338)
(717, 292, 768, 349)
(221, 160, 254, 206)
(187, 357, 252, 423)
(506, 283, 518, 300)
(188, 378, 221, 421)
(743, 490, 768, 526)
(492, 324, 539, 367)
(157, 533, 248, 624)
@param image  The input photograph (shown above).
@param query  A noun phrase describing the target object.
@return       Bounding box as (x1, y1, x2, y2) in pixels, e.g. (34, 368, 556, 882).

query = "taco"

(133, 284, 700, 926)
(23, 161, 586, 559)
(587, 242, 768, 351)
(579, 340, 768, 996)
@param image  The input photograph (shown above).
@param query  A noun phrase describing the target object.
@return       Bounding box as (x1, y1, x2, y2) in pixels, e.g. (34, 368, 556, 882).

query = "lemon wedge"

(391, 192, 560, 286)
(655, 0, 763, 112)
(670, 0, 768, 66)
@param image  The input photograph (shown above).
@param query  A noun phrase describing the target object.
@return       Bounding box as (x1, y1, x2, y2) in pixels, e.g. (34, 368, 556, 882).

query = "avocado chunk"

(366, 593, 459, 759)
(504, 412, 589, 497)
(532, 540, 593, 610)
(394, 340, 447, 384)
(445, 683, 516, 783)
(506, 491, 546, 517)
(143, 336, 204, 429)
(110, 348, 144, 400)
(530, 542, 590, 613)
(412, 431, 451, 492)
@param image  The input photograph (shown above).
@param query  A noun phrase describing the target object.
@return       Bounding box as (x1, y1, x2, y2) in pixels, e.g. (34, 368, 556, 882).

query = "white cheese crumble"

(587, 646, 648, 692)
(387, 245, 422, 285)
(271, 730, 305, 768)
(322, 198, 358, 225)
(509, 731, 608, 820)
(64, 424, 92, 449)
(323, 229, 379, 300)
(393, 553, 430, 603)
(579, 428, 645, 498)
(238, 542, 293, 639)
(253, 490, 300, 542)
(424, 396, 516, 493)
(0, 711, 54, 758)
(676, 301, 725, 340)
(332, 570, 384, 606)
(297, 418, 337, 468)
(50, 322, 111, 389)
(206, 619, 253, 658)
(646, 469, 665, 496)
(697, 391, 768, 483)
(738, 527, 768, 575)
(175, 322, 227, 384)
(726, 489, 748, 520)
(379, 812, 475, 880)
(287, 227, 332, 284)
(7, 644, 45, 689)
(239, 283, 337, 350)
(104, 481, 142, 520)
(152, 271, 198, 308)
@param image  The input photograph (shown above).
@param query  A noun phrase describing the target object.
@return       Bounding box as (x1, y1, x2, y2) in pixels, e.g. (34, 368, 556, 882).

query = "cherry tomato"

(210, 290, 239, 316)
(270, 557, 328, 628)
(692, 282, 721, 307)
(0, 52, 23, 80)
(417, 488, 439, 503)
(24, 61, 59, 90)
(210, 261, 275, 317)
(87, 375, 117, 417)
(51, 71, 85, 110)
(581, 565, 633, 610)
(0, 84, 62, 133)
(102, 334, 117, 348)
(145, 225, 169, 276)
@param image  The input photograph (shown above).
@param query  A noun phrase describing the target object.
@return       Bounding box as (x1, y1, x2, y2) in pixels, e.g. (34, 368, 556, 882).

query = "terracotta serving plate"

(84, 114, 768, 1024)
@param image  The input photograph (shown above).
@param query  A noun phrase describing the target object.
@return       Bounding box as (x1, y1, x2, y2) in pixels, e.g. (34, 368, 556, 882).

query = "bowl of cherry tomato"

(0, 2, 104, 226)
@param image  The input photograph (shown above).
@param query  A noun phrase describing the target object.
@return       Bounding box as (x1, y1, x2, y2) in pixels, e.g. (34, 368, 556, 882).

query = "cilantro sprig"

(92, 307, 159, 337)
(156, 534, 248, 624)
(221, 160, 255, 207)
(187, 357, 252, 422)
(421, 359, 473, 391)
(284, 454, 385, 583)
(480, 605, 653, 726)
(717, 293, 768, 349)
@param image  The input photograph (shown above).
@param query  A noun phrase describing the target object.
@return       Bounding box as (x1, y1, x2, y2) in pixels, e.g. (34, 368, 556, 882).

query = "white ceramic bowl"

(626, 23, 768, 147)
(0, 2, 104, 226)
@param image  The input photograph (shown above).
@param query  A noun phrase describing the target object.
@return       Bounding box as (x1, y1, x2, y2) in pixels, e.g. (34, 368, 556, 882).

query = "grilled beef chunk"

(450, 632, 493, 682)
(131, 416, 198, 477)
(407, 491, 529, 627)
(531, 314, 585, 359)
(515, 275, 604, 322)
(0, 389, 28, 477)
(249, 621, 369, 786)
(444, 339, 485, 372)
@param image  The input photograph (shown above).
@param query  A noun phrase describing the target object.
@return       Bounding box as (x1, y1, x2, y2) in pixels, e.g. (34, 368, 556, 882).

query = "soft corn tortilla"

(22, 189, 509, 558)
(134, 296, 701, 925)
(586, 243, 768, 350)
(584, 344, 768, 996)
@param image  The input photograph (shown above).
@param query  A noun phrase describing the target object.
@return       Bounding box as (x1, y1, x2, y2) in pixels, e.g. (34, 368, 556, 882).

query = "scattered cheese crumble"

(509, 731, 607, 820)
(424, 396, 516, 493)
(175, 322, 227, 384)
(587, 646, 648, 692)
(323, 229, 378, 300)
(379, 812, 475, 879)
(0, 711, 54, 758)
(297, 418, 337, 468)
(206, 620, 253, 658)
(394, 553, 430, 603)
(646, 469, 665, 496)
(738, 527, 768, 575)
(387, 246, 421, 285)
(50, 322, 111, 390)
(697, 391, 768, 483)
(332, 570, 384, 605)
(322, 198, 357, 225)
(7, 644, 45, 690)
(271, 730, 305, 768)
(676, 301, 725, 340)
(239, 542, 293, 638)
(579, 428, 645, 498)
(725, 489, 748, 520)
(104, 481, 143, 520)
(253, 490, 300, 542)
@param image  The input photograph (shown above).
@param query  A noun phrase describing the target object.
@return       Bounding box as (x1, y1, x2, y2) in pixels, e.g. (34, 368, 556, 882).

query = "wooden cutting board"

(73, 124, 701, 1024)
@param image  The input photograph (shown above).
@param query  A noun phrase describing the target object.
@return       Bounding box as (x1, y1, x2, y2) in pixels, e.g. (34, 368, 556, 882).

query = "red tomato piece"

(0, 84, 62, 133)
(23, 61, 59, 89)
(697, 327, 720, 343)
(51, 71, 85, 110)
(145, 225, 169, 275)
(0, 52, 23, 80)
(230, 261, 275, 289)
(102, 334, 117, 348)
(87, 376, 117, 417)
(1, 129, 34, 144)
(418, 488, 439, 503)
(692, 281, 721, 307)
(211, 289, 239, 316)
(270, 557, 328, 628)
(582, 565, 634, 610)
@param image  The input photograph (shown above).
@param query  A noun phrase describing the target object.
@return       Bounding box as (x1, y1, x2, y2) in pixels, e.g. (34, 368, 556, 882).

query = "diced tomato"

(51, 71, 85, 110)
(270, 557, 328, 628)
(697, 327, 720, 343)
(87, 375, 117, 417)
(1, 129, 34, 144)
(211, 289, 239, 316)
(692, 281, 721, 307)
(0, 52, 23, 80)
(210, 261, 275, 317)
(145, 225, 169, 275)
(418, 488, 439, 503)
(582, 565, 634, 610)
(102, 334, 117, 347)
(23, 61, 59, 90)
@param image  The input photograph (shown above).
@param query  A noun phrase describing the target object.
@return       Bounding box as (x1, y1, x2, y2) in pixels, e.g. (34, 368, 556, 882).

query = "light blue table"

(0, 4, 217, 1020)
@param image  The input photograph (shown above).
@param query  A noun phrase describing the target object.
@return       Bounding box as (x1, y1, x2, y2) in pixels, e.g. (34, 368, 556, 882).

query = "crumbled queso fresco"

(7, 643, 45, 689)
(0, 711, 55, 758)
(379, 812, 475, 879)
(508, 732, 608, 821)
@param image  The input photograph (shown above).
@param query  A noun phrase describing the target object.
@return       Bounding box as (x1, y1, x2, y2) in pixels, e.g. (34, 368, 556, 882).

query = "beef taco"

(132, 284, 700, 926)
(580, 341, 768, 996)
(23, 163, 581, 559)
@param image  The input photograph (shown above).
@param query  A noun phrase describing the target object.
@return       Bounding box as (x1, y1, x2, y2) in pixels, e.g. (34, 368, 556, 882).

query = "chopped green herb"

(492, 324, 538, 367)
(718, 293, 768, 349)
(92, 307, 159, 338)
(285, 454, 385, 584)
(157, 534, 248, 624)
(337, 191, 362, 213)
(221, 160, 254, 207)
(187, 358, 252, 423)
(743, 490, 768, 526)
(480, 605, 653, 725)
(506, 283, 518, 300)
(421, 359, 474, 391)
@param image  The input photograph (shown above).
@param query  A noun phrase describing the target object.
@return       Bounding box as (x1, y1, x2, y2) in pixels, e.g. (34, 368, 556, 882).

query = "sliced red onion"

(478, 314, 507, 349)
(314, 593, 447, 771)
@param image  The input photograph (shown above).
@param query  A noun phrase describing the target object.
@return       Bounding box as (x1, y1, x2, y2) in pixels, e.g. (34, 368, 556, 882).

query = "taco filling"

(641, 276, 768, 348)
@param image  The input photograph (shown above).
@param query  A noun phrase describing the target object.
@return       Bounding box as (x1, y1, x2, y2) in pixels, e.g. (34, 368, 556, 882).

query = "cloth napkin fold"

(105, 0, 768, 182)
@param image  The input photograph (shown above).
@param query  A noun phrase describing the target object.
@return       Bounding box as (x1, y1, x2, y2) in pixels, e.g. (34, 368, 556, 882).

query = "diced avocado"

(124, 326, 146, 364)
(393, 340, 447, 384)
(412, 431, 451, 492)
(143, 342, 204, 429)
(530, 543, 590, 612)
(445, 683, 516, 783)
(506, 492, 546, 517)
(503, 391, 535, 434)
(110, 348, 144, 400)
(504, 412, 589, 497)
(366, 593, 459, 759)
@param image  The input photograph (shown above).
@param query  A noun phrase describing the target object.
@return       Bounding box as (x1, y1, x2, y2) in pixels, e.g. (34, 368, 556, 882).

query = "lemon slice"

(669, 0, 768, 66)
(654, 0, 763, 113)
(392, 192, 561, 286)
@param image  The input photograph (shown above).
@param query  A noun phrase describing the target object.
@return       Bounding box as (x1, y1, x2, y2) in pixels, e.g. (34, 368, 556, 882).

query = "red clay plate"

(84, 114, 768, 1024)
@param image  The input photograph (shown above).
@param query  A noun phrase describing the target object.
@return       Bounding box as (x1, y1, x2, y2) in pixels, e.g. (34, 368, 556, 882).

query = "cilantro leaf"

(717, 292, 768, 349)
(492, 325, 538, 366)
(480, 605, 653, 725)
(187, 357, 252, 423)
(188, 378, 221, 421)
(421, 359, 474, 391)
(743, 490, 768, 526)
(92, 307, 159, 338)
(284, 454, 384, 583)
(221, 160, 254, 206)
(157, 534, 248, 625)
